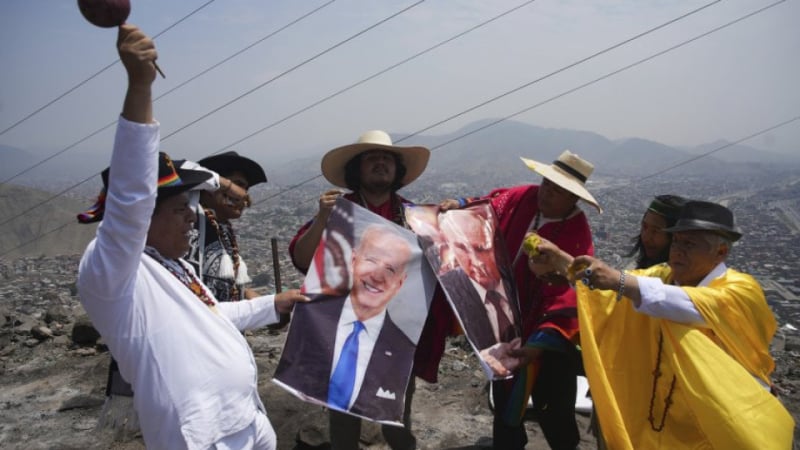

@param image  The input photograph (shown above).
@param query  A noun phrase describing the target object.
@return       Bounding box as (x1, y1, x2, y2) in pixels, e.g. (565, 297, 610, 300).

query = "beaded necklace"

(648, 330, 676, 431)
(204, 209, 241, 300)
(144, 247, 217, 309)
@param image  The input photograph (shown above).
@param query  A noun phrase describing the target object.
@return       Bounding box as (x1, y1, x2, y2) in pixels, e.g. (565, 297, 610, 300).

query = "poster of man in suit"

(273, 197, 436, 425)
(405, 201, 522, 380)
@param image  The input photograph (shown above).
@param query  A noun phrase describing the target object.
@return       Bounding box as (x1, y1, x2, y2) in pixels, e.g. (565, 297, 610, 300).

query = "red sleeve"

(412, 286, 455, 383)
(288, 219, 314, 273)
(532, 212, 593, 341)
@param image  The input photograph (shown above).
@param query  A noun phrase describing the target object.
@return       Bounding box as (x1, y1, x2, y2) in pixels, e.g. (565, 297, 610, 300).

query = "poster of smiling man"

(405, 201, 522, 380)
(273, 197, 436, 425)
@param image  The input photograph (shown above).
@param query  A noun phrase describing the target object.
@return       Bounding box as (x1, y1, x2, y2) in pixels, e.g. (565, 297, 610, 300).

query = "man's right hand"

(274, 289, 310, 314)
(438, 198, 461, 211)
(117, 24, 157, 86)
(317, 189, 344, 220)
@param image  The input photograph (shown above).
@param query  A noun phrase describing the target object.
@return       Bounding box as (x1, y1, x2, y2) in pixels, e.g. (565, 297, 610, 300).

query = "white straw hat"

(520, 150, 602, 213)
(321, 130, 430, 189)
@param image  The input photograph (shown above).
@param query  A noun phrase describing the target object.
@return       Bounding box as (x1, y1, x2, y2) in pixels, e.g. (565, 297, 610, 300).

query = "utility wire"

(0, 0, 424, 227)
(0, 0, 787, 249)
(1, 0, 335, 185)
(160, 0, 426, 141)
(3, 114, 797, 258)
(154, 1, 336, 104)
(0, 0, 217, 138)
(247, 0, 731, 207)
(394, 0, 723, 144)
(204, 0, 539, 158)
(422, 0, 788, 153)
(610, 115, 800, 192)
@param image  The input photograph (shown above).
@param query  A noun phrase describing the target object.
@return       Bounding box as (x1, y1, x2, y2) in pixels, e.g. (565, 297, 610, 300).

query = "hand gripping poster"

(404, 201, 523, 380)
(273, 197, 436, 425)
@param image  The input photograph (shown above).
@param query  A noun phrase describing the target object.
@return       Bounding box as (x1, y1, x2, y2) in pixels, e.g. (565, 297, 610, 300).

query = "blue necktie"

(328, 321, 365, 409)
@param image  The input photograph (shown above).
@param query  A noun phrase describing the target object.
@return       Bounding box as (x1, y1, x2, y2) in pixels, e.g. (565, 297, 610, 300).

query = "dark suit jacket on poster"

(439, 268, 520, 351)
(274, 295, 415, 423)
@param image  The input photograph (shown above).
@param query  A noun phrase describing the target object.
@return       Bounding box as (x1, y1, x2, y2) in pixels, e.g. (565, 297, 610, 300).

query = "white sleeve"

(216, 295, 279, 330)
(635, 276, 708, 327)
(78, 117, 160, 301)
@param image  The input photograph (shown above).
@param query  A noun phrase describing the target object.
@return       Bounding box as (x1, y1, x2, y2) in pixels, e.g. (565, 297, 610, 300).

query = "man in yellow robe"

(510, 200, 795, 449)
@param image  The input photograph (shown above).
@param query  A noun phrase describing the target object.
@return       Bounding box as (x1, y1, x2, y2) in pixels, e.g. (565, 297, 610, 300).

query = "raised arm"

(118, 24, 157, 124)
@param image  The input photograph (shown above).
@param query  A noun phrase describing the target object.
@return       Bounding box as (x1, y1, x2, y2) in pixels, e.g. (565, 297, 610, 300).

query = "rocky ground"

(0, 299, 798, 449)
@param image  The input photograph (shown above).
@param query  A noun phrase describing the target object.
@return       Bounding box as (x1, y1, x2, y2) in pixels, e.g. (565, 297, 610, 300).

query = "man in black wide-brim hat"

(503, 200, 794, 448)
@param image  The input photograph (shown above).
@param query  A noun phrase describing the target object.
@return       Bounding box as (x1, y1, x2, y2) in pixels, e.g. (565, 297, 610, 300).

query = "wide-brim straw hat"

(520, 150, 602, 213)
(197, 151, 267, 187)
(321, 130, 430, 189)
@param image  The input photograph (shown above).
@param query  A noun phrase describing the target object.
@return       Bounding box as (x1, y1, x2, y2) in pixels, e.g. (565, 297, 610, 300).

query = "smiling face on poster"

(273, 197, 436, 425)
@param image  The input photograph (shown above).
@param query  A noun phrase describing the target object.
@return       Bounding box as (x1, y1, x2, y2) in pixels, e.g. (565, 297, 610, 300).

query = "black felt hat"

(197, 151, 267, 186)
(663, 200, 742, 242)
(78, 152, 212, 223)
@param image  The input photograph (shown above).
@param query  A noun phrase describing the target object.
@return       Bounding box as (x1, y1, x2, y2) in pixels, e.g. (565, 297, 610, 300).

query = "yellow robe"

(578, 264, 795, 449)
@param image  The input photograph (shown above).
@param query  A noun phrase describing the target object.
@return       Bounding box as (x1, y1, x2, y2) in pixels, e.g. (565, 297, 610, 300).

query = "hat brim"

(520, 157, 602, 213)
(158, 167, 214, 198)
(321, 142, 430, 189)
(663, 219, 742, 242)
(197, 153, 267, 186)
(79, 167, 213, 224)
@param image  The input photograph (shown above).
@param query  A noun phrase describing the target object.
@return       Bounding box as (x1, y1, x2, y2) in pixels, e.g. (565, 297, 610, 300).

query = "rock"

(45, 305, 70, 324)
(71, 316, 100, 346)
(31, 326, 54, 341)
(24, 338, 40, 347)
(784, 335, 800, 352)
(58, 394, 106, 411)
(74, 347, 98, 357)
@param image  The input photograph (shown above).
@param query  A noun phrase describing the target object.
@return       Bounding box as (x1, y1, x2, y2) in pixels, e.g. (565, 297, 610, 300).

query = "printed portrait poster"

(273, 197, 437, 426)
(405, 201, 522, 380)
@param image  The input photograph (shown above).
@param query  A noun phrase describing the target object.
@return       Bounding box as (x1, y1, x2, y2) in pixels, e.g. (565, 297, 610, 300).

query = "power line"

(202, 0, 539, 158)
(246, 0, 730, 206)
(1, 0, 335, 186)
(0, 1, 788, 251)
(393, 0, 722, 144)
(423, 0, 788, 153)
(0, 0, 217, 138)
(4, 114, 797, 258)
(612, 115, 800, 192)
(160, 0, 427, 141)
(153, 1, 337, 105)
(0, 0, 426, 228)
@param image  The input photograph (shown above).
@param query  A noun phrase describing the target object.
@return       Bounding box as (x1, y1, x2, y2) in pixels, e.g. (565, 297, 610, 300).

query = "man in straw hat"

(289, 130, 454, 450)
(188, 151, 268, 302)
(516, 200, 794, 449)
(441, 149, 601, 450)
(76, 24, 308, 449)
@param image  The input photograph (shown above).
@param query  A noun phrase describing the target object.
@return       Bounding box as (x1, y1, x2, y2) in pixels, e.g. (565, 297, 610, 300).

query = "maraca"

(522, 233, 542, 257)
(77, 0, 165, 77)
(77, 0, 130, 28)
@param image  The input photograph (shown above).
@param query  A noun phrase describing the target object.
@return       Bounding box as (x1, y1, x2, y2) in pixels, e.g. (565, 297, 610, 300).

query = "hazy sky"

(1, 0, 798, 174)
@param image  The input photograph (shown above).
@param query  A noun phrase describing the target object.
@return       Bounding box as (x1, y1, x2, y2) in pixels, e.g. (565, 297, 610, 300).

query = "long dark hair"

(628, 194, 687, 269)
(343, 150, 407, 192)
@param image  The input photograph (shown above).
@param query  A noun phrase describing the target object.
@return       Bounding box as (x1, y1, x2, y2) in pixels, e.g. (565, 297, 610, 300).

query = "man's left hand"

(480, 338, 522, 377)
